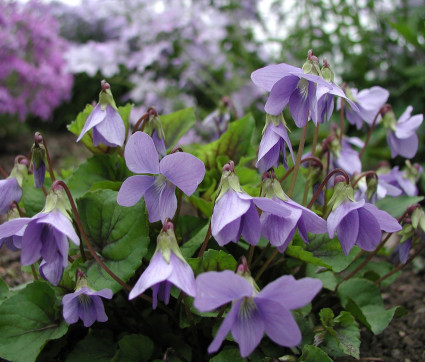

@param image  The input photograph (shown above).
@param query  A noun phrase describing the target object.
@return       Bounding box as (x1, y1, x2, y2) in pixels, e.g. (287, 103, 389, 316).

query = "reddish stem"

(0, 165, 8, 178)
(279, 156, 323, 183)
(351, 171, 378, 188)
(359, 108, 383, 159)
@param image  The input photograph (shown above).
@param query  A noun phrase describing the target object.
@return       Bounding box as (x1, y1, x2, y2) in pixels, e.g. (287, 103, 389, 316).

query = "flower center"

(297, 78, 309, 99)
(238, 297, 257, 320)
(78, 294, 93, 310)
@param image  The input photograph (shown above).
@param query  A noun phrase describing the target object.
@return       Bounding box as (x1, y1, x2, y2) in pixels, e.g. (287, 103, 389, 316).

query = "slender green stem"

(302, 124, 320, 206)
(31, 265, 39, 280)
(197, 221, 211, 258)
(53, 180, 132, 291)
(255, 249, 279, 281)
(288, 123, 308, 197)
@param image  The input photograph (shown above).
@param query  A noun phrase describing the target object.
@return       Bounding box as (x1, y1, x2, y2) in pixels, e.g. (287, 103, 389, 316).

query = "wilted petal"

(124, 132, 160, 174)
(258, 275, 322, 310)
(129, 252, 172, 300)
(257, 298, 301, 347)
(362, 203, 401, 232)
(208, 299, 241, 354)
(117, 175, 155, 207)
(77, 104, 106, 142)
(231, 299, 265, 358)
(194, 270, 252, 312)
(160, 152, 205, 196)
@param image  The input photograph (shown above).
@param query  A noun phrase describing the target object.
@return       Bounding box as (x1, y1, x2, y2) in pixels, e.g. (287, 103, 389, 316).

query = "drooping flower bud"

(31, 132, 47, 188)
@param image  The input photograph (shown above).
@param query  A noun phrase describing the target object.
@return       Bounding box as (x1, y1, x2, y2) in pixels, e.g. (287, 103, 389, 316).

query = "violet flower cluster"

(0, 1, 73, 121)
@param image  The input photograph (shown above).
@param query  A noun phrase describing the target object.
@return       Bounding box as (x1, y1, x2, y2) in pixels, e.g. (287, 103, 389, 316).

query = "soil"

(1, 130, 425, 361)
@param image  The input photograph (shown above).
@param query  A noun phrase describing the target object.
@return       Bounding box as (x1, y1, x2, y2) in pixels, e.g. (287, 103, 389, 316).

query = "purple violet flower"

(211, 162, 260, 246)
(379, 162, 423, 197)
(354, 174, 401, 203)
(252, 173, 327, 252)
(383, 105, 423, 159)
(0, 188, 79, 285)
(117, 131, 205, 223)
(129, 221, 196, 308)
(194, 262, 322, 357)
(251, 62, 333, 127)
(256, 114, 294, 173)
(327, 199, 401, 255)
(341, 86, 389, 129)
(77, 80, 125, 148)
(62, 286, 113, 327)
(0, 177, 22, 214)
(329, 137, 363, 177)
(392, 239, 412, 265)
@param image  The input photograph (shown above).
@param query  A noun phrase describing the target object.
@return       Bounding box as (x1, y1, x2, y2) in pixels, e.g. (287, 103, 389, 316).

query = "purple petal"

(62, 295, 79, 324)
(91, 105, 125, 147)
(288, 80, 312, 128)
(92, 295, 108, 322)
(152, 130, 167, 157)
(158, 182, 177, 223)
(265, 75, 299, 115)
(167, 252, 196, 297)
(0, 178, 22, 214)
(0, 217, 30, 238)
(256, 124, 281, 172)
(231, 299, 264, 357)
(387, 132, 418, 159)
(213, 218, 242, 246)
(258, 275, 322, 310)
(274, 123, 295, 163)
(398, 240, 411, 264)
(286, 199, 327, 234)
(208, 299, 241, 354)
(395, 113, 423, 139)
(39, 257, 65, 286)
(88, 288, 113, 299)
(21, 221, 43, 265)
(257, 298, 301, 347)
(211, 190, 251, 239)
(77, 104, 106, 142)
(129, 252, 172, 300)
(37, 210, 80, 246)
(260, 212, 298, 247)
(159, 152, 205, 196)
(356, 86, 389, 124)
(79, 299, 97, 327)
(362, 203, 401, 232)
(253, 197, 293, 218)
(194, 270, 252, 312)
(355, 208, 382, 251)
(124, 132, 160, 174)
(240, 203, 261, 246)
(336, 209, 360, 255)
(117, 175, 155, 207)
(144, 178, 177, 223)
(251, 63, 301, 91)
(327, 200, 365, 238)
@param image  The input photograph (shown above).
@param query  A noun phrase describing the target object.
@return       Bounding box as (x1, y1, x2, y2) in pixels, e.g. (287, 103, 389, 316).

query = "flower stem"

(0, 165, 8, 178)
(302, 124, 320, 206)
(31, 264, 39, 280)
(279, 156, 323, 183)
(197, 221, 211, 258)
(42, 136, 56, 183)
(255, 249, 279, 281)
(352, 171, 378, 188)
(359, 109, 382, 160)
(307, 168, 350, 209)
(287, 123, 308, 198)
(53, 180, 132, 292)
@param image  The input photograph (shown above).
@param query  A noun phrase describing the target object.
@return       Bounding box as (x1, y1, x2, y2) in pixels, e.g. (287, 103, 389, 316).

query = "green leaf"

(319, 310, 360, 359)
(337, 278, 406, 334)
(77, 189, 150, 292)
(161, 108, 196, 149)
(67, 329, 116, 362)
(0, 277, 8, 301)
(209, 348, 246, 361)
(286, 245, 332, 269)
(113, 334, 154, 362)
(375, 195, 424, 218)
(0, 282, 68, 362)
(68, 154, 130, 199)
(305, 234, 360, 272)
(181, 223, 209, 258)
(195, 114, 255, 171)
(188, 249, 237, 276)
(300, 344, 332, 362)
(188, 195, 213, 217)
(305, 264, 339, 291)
